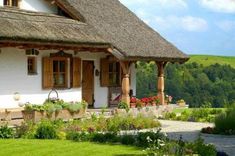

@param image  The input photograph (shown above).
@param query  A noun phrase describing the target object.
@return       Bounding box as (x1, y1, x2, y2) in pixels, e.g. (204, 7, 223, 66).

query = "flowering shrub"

(130, 97, 137, 103)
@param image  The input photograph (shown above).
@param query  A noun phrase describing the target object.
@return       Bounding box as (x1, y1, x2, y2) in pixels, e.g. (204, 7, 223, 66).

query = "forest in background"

(136, 55, 235, 108)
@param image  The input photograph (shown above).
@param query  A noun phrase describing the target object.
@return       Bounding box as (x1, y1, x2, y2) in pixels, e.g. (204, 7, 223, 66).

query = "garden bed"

(21, 100, 88, 123)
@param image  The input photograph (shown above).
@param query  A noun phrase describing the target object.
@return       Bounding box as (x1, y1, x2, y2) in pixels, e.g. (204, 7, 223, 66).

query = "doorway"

(82, 61, 94, 107)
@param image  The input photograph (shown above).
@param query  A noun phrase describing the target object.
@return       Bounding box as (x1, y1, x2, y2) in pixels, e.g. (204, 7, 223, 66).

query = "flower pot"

(22, 110, 46, 123)
(55, 109, 72, 120)
(177, 102, 186, 107)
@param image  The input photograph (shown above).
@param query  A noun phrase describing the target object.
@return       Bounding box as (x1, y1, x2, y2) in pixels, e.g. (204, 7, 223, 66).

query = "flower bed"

(130, 96, 160, 108)
(22, 100, 88, 123)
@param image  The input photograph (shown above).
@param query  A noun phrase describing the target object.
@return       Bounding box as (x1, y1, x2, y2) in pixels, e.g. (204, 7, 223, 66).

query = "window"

(4, 0, 19, 7)
(108, 62, 120, 86)
(42, 51, 81, 90)
(26, 49, 38, 75)
(27, 57, 37, 75)
(52, 59, 67, 88)
(100, 58, 121, 87)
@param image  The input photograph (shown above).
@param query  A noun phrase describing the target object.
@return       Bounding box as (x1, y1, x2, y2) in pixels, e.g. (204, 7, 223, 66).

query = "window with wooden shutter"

(100, 58, 109, 87)
(100, 58, 122, 87)
(72, 57, 81, 88)
(42, 57, 53, 89)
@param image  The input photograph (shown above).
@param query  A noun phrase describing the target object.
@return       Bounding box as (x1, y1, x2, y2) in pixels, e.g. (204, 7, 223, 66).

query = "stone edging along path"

(159, 120, 235, 156)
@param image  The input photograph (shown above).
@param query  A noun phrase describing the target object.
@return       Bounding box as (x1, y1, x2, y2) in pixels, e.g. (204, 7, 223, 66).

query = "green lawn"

(0, 139, 145, 156)
(188, 55, 235, 68)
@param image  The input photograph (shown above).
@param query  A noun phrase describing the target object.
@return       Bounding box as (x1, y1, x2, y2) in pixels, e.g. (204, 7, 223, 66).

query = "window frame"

(108, 61, 121, 87)
(27, 56, 37, 75)
(51, 57, 69, 89)
(4, 0, 19, 7)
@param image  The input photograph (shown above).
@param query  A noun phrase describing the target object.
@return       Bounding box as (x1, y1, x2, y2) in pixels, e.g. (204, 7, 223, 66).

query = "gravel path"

(159, 120, 235, 156)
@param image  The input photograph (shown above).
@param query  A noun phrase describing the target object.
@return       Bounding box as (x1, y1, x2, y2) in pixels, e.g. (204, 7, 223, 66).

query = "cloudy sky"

(120, 0, 235, 56)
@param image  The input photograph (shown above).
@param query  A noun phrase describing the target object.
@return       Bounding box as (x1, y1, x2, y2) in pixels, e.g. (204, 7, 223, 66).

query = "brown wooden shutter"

(72, 57, 81, 88)
(100, 58, 109, 87)
(42, 57, 53, 89)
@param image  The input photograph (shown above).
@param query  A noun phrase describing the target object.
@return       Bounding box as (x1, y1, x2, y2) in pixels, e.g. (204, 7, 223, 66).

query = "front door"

(82, 61, 94, 107)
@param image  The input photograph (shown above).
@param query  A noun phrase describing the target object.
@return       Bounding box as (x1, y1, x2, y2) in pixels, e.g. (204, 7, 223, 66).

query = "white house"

(0, 0, 189, 108)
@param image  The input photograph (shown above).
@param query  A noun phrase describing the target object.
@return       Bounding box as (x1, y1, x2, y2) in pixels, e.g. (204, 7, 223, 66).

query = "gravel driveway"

(159, 120, 235, 156)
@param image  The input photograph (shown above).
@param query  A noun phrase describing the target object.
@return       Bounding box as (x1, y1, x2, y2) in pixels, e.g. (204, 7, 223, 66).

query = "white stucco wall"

(0, 0, 57, 13)
(0, 0, 3, 6)
(20, 0, 57, 13)
(0, 48, 111, 108)
(130, 63, 137, 96)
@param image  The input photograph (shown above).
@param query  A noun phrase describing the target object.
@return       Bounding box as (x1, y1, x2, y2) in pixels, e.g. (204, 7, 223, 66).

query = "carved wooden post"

(156, 61, 167, 105)
(120, 61, 131, 106)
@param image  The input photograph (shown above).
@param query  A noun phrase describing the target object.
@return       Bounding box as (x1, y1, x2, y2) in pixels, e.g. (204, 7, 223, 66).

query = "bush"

(35, 120, 57, 139)
(15, 122, 36, 138)
(187, 137, 217, 156)
(164, 112, 177, 120)
(117, 101, 129, 112)
(91, 132, 119, 143)
(215, 105, 235, 135)
(136, 130, 166, 147)
(191, 108, 209, 122)
(120, 135, 136, 145)
(0, 125, 14, 139)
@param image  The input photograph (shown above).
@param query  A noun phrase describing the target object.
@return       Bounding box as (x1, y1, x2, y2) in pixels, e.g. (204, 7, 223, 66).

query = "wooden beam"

(120, 61, 131, 106)
(0, 42, 111, 53)
(156, 61, 168, 105)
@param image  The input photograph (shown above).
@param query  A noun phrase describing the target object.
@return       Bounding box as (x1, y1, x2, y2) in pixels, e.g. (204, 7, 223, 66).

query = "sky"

(119, 0, 235, 56)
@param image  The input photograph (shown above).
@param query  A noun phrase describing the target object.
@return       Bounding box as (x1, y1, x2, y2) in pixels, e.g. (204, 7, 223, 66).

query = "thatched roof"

(0, 0, 189, 62)
(0, 7, 109, 48)
(56, 0, 189, 62)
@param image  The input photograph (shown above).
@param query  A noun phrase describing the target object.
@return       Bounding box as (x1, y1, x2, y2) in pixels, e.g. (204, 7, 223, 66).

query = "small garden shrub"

(186, 137, 217, 156)
(120, 134, 136, 145)
(35, 120, 57, 139)
(214, 105, 235, 135)
(91, 132, 119, 143)
(0, 125, 14, 139)
(15, 122, 36, 138)
(136, 130, 166, 147)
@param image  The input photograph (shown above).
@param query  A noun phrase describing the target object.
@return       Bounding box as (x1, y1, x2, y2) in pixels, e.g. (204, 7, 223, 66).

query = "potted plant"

(22, 103, 46, 123)
(177, 99, 186, 107)
(130, 97, 137, 108)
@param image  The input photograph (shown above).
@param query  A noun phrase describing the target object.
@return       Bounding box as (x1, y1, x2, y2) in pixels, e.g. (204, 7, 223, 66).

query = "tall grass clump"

(215, 104, 235, 135)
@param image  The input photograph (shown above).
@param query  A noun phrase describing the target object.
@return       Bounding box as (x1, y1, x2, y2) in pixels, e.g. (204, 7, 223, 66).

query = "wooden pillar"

(120, 61, 131, 106)
(156, 61, 167, 105)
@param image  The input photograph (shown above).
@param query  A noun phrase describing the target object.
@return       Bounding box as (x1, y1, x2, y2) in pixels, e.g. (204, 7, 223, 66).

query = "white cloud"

(182, 16, 208, 31)
(119, 0, 187, 9)
(154, 16, 208, 32)
(200, 0, 235, 13)
(217, 20, 235, 31)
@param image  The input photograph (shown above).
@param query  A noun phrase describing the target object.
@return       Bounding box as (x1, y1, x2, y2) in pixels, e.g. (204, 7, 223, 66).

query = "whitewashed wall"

(19, 0, 57, 13)
(130, 63, 137, 96)
(0, 0, 3, 6)
(0, 0, 57, 13)
(0, 48, 101, 108)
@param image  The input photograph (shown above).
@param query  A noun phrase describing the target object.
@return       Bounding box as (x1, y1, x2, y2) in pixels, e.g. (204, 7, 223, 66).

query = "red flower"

(130, 97, 137, 103)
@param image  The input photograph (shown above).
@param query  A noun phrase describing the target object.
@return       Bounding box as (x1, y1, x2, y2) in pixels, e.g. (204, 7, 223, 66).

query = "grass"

(188, 55, 235, 68)
(0, 139, 145, 156)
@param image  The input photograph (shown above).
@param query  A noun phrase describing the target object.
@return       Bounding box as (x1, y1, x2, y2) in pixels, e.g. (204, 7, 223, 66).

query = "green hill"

(188, 55, 235, 68)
